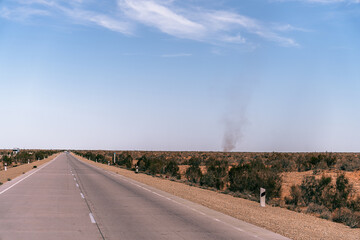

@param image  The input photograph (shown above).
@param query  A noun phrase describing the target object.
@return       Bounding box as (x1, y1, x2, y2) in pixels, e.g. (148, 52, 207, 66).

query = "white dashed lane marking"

(89, 213, 96, 223)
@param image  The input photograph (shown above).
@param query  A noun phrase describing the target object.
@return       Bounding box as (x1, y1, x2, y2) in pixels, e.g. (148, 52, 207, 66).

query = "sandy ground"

(282, 170, 360, 198)
(74, 153, 360, 240)
(0, 153, 59, 184)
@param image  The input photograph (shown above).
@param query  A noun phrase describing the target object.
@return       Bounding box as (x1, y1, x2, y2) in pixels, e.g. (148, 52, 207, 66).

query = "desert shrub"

(15, 151, 33, 164)
(348, 197, 360, 212)
(123, 155, 133, 169)
(270, 157, 296, 172)
(136, 155, 149, 171)
(200, 158, 228, 190)
(320, 210, 332, 220)
(306, 203, 330, 216)
(1, 155, 12, 165)
(136, 155, 168, 175)
(33, 165, 37, 168)
(164, 160, 179, 177)
(332, 208, 360, 228)
(300, 175, 333, 208)
(332, 174, 352, 209)
(0, 182, 2, 185)
(84, 152, 97, 161)
(228, 159, 282, 200)
(185, 157, 202, 183)
(148, 158, 164, 175)
(188, 157, 202, 168)
(94, 154, 105, 163)
(296, 154, 337, 172)
(300, 174, 353, 211)
(34, 150, 54, 160)
(285, 185, 304, 206)
(338, 156, 360, 171)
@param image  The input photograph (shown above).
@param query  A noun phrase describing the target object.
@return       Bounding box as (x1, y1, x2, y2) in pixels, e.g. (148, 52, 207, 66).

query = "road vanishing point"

(0, 152, 289, 240)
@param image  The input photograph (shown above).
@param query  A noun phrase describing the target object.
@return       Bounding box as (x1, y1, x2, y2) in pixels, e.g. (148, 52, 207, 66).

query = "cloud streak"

(0, 0, 303, 47)
(274, 0, 360, 3)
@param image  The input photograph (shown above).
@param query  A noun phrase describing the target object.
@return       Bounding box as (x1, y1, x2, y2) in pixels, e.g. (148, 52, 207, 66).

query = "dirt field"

(74, 153, 360, 240)
(0, 153, 59, 184)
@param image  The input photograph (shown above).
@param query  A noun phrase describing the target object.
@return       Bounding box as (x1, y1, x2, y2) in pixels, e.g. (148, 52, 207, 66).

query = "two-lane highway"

(0, 152, 289, 240)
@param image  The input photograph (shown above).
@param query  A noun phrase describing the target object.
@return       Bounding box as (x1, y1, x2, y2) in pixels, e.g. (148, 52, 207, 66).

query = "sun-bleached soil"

(74, 153, 360, 240)
(0, 153, 59, 184)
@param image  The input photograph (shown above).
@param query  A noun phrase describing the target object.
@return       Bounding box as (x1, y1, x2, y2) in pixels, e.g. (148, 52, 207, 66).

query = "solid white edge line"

(0, 156, 58, 195)
(76, 183, 79, 188)
(89, 213, 96, 223)
(80, 192, 85, 199)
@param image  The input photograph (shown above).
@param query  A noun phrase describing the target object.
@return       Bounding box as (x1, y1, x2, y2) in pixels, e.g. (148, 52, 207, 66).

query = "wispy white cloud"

(118, 0, 300, 47)
(161, 53, 192, 57)
(119, 0, 206, 40)
(273, 24, 312, 32)
(274, 0, 359, 3)
(0, 6, 50, 20)
(61, 8, 133, 35)
(0, 0, 304, 47)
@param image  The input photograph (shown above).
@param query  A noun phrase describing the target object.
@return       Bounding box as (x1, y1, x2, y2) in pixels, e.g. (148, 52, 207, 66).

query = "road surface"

(0, 152, 289, 240)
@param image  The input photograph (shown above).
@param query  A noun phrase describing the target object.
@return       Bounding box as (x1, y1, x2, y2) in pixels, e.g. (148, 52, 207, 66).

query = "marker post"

(260, 188, 266, 207)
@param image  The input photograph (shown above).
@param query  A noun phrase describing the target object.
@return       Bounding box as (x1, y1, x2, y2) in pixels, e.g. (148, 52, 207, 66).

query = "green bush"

(228, 159, 282, 200)
(200, 158, 228, 190)
(300, 174, 353, 211)
(332, 174, 352, 209)
(136, 155, 168, 175)
(164, 160, 179, 177)
(300, 175, 333, 208)
(1, 155, 12, 165)
(185, 157, 202, 183)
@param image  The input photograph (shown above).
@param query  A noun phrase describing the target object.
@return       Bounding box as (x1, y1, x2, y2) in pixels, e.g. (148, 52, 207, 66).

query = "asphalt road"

(0, 153, 289, 240)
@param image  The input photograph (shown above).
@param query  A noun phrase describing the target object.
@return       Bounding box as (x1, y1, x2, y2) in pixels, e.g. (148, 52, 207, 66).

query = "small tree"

(185, 157, 202, 183)
(164, 160, 179, 177)
(200, 158, 229, 190)
(229, 159, 282, 200)
(124, 155, 133, 169)
(2, 155, 12, 166)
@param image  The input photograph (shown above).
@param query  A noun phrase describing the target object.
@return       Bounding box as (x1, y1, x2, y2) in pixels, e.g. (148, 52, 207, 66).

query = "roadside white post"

(135, 165, 139, 174)
(108, 161, 110, 166)
(260, 188, 266, 207)
(28, 159, 30, 164)
(4, 163, 7, 171)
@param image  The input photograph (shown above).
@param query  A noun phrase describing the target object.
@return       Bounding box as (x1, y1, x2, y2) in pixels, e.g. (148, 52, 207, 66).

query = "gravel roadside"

(74, 154, 360, 240)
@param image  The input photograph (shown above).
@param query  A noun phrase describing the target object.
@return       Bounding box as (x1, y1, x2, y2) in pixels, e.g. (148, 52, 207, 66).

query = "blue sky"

(0, 0, 359, 151)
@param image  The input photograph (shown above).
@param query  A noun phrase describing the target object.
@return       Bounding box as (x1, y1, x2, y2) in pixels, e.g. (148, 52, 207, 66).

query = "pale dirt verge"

(0, 153, 60, 184)
(74, 153, 360, 240)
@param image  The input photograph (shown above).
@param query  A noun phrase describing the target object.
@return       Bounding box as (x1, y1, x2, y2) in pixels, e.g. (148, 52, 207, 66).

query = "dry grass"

(0, 153, 59, 184)
(74, 153, 360, 240)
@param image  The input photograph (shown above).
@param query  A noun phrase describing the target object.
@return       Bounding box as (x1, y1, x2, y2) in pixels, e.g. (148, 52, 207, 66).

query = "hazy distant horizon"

(1, 0, 359, 152)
